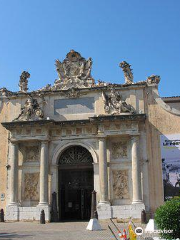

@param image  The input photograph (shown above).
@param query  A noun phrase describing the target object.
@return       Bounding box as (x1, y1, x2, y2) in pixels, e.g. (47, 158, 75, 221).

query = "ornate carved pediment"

(147, 75, 160, 85)
(52, 50, 95, 90)
(0, 88, 13, 97)
(119, 61, 133, 84)
(102, 88, 135, 115)
(13, 96, 44, 121)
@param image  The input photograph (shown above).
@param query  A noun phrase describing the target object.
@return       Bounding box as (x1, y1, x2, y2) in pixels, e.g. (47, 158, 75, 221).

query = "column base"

(36, 204, 50, 221)
(97, 203, 145, 220)
(8, 202, 19, 206)
(37, 202, 49, 206)
(6, 205, 19, 221)
(132, 200, 143, 204)
(98, 201, 110, 205)
(6, 205, 51, 222)
(97, 202, 111, 219)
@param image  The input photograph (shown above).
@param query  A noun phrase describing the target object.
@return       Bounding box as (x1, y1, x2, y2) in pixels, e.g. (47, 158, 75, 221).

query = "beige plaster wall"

(146, 87, 180, 213)
(0, 101, 10, 210)
(3, 87, 145, 122)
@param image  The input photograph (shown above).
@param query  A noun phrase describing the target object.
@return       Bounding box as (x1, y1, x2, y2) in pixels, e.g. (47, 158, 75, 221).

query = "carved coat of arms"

(53, 50, 95, 89)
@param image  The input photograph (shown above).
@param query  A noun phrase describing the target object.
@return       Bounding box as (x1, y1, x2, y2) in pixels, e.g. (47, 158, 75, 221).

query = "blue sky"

(0, 0, 180, 96)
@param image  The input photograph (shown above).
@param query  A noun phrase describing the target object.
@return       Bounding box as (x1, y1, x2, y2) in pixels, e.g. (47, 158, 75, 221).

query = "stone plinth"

(97, 203, 145, 220)
(5, 206, 50, 222)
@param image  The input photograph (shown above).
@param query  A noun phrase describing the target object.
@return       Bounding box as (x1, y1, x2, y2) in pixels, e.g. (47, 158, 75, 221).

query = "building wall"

(0, 101, 10, 210)
(146, 88, 180, 213)
(1, 83, 179, 217)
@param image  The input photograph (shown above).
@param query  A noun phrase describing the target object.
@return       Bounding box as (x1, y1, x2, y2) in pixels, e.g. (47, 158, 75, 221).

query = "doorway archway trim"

(52, 141, 98, 165)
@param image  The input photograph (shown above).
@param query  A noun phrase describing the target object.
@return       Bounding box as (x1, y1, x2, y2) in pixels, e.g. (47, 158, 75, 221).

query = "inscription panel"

(54, 97, 95, 115)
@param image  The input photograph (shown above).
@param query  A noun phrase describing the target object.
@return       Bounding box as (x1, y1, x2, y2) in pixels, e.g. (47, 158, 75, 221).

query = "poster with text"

(160, 134, 180, 200)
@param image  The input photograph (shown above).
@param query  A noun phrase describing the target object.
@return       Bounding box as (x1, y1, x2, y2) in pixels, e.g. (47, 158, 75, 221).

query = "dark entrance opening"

(58, 146, 94, 221)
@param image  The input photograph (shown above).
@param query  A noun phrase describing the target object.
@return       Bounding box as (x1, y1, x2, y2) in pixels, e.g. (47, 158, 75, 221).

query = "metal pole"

(110, 218, 121, 232)
(108, 225, 118, 240)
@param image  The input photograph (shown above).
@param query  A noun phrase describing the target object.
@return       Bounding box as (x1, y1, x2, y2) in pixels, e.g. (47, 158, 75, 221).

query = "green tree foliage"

(155, 197, 180, 239)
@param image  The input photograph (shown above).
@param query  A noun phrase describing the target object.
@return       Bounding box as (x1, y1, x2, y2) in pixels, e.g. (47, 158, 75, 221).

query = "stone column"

(99, 137, 109, 203)
(9, 142, 18, 205)
(131, 136, 142, 204)
(39, 141, 49, 205)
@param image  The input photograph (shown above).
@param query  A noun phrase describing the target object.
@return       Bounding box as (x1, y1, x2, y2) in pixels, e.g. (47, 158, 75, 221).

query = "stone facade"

(0, 50, 179, 221)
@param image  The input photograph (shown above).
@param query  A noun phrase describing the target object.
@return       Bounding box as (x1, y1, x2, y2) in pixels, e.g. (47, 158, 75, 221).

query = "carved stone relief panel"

(23, 173, 39, 201)
(25, 146, 40, 162)
(112, 142, 128, 159)
(112, 170, 129, 199)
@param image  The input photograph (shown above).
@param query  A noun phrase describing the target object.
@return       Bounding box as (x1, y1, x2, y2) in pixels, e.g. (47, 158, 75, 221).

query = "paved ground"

(0, 221, 134, 240)
(0, 221, 154, 240)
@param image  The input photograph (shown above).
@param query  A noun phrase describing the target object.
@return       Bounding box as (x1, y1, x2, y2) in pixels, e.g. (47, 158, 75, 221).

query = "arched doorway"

(58, 145, 94, 221)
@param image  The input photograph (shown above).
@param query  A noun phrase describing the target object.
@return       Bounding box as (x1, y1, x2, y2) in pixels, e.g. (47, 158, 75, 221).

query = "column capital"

(10, 139, 19, 144)
(41, 140, 49, 145)
(131, 135, 140, 142)
(98, 135, 107, 141)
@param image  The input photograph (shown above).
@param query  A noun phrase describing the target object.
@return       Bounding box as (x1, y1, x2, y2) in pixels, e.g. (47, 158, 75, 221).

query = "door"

(59, 169, 93, 221)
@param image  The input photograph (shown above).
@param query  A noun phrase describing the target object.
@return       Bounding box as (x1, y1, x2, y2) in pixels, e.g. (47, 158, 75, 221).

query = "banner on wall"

(160, 134, 180, 200)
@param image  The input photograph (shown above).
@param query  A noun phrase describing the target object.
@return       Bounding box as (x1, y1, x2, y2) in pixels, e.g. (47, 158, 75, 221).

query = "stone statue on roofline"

(19, 71, 30, 92)
(146, 75, 160, 85)
(119, 61, 133, 84)
(13, 96, 44, 121)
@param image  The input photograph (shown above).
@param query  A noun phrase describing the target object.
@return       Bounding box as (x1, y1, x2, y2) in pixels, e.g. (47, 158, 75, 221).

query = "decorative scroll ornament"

(38, 84, 51, 91)
(52, 50, 95, 90)
(19, 71, 30, 92)
(102, 88, 135, 115)
(119, 61, 133, 84)
(14, 96, 44, 121)
(147, 75, 160, 85)
(0, 88, 13, 97)
(66, 88, 80, 98)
